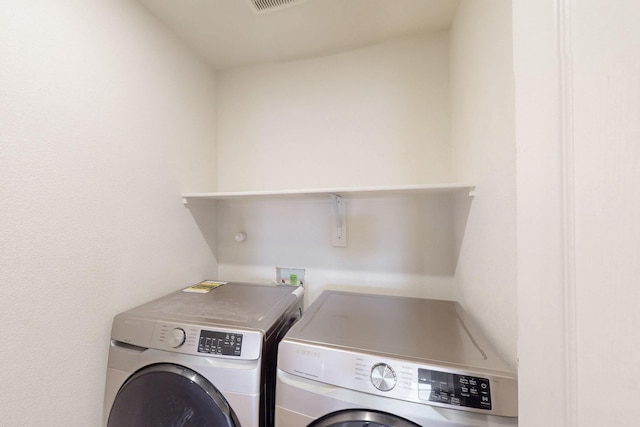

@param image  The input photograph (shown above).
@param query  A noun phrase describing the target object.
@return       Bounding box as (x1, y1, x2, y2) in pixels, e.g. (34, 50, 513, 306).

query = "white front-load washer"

(103, 281, 303, 427)
(275, 291, 517, 427)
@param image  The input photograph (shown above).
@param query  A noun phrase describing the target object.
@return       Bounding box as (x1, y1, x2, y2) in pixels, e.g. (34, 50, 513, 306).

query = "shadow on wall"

(183, 193, 473, 278)
(452, 194, 473, 272)
(182, 199, 219, 264)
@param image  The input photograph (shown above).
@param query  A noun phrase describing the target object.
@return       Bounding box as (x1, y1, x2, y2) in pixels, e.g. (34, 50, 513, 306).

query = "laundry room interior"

(3, 0, 640, 426)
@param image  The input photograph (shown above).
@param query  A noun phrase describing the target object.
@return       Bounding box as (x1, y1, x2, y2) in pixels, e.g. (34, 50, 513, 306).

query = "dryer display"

(198, 330, 243, 356)
(418, 368, 492, 410)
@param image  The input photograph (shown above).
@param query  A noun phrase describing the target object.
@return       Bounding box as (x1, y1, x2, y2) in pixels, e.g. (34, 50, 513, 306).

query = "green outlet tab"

(275, 266, 305, 286)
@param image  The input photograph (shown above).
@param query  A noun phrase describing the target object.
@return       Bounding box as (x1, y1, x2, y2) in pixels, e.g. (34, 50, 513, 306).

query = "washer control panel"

(150, 321, 260, 360)
(197, 330, 243, 356)
(278, 340, 517, 417)
(418, 368, 492, 411)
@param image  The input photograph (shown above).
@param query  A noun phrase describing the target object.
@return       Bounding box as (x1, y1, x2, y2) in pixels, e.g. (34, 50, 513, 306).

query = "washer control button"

(169, 328, 186, 348)
(371, 363, 397, 391)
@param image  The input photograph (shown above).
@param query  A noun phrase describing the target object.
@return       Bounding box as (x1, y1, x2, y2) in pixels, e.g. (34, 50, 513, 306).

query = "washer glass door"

(108, 363, 240, 427)
(307, 409, 421, 427)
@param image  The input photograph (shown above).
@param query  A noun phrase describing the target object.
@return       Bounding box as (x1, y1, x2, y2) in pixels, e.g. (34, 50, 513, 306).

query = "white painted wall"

(515, 0, 640, 425)
(211, 32, 462, 306)
(0, 1, 218, 425)
(513, 0, 569, 423)
(571, 0, 640, 425)
(450, 0, 517, 367)
(215, 194, 461, 306)
(216, 32, 451, 191)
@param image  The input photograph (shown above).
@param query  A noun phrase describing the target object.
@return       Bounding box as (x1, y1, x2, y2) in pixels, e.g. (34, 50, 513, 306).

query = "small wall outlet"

(276, 266, 305, 286)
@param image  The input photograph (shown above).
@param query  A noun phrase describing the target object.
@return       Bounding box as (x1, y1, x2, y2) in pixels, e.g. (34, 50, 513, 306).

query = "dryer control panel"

(197, 330, 243, 356)
(418, 368, 491, 411)
(150, 321, 262, 360)
(278, 340, 518, 417)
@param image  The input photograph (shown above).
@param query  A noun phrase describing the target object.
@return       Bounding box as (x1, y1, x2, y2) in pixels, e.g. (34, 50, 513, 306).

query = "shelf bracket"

(331, 194, 347, 247)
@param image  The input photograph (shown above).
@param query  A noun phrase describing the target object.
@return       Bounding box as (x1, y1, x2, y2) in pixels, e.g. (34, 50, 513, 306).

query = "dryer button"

(169, 328, 186, 348)
(371, 363, 397, 391)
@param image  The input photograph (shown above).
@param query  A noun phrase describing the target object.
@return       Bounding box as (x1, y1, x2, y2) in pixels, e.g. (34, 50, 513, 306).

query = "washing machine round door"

(107, 363, 240, 427)
(307, 409, 421, 427)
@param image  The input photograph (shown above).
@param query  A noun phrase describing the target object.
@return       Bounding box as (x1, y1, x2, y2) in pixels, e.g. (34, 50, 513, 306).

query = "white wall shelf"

(181, 183, 475, 204)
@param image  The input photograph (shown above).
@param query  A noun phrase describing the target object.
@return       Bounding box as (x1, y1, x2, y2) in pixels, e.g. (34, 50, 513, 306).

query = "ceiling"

(136, 0, 461, 70)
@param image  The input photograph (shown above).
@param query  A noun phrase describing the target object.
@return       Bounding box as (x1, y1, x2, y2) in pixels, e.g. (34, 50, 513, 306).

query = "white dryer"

(275, 291, 517, 427)
(103, 281, 303, 427)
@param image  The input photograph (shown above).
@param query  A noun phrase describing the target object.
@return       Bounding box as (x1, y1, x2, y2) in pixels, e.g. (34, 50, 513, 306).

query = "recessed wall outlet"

(276, 266, 305, 286)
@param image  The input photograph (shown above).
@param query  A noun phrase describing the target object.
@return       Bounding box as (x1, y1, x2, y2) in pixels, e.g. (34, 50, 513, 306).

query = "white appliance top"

(288, 291, 508, 370)
(118, 281, 302, 332)
(111, 282, 303, 360)
(278, 291, 517, 417)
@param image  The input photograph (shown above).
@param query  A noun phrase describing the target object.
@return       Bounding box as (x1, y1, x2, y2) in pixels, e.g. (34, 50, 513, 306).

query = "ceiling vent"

(246, 0, 308, 14)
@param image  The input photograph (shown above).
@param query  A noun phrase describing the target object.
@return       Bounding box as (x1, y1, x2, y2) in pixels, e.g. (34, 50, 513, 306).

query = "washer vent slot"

(246, 0, 307, 14)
